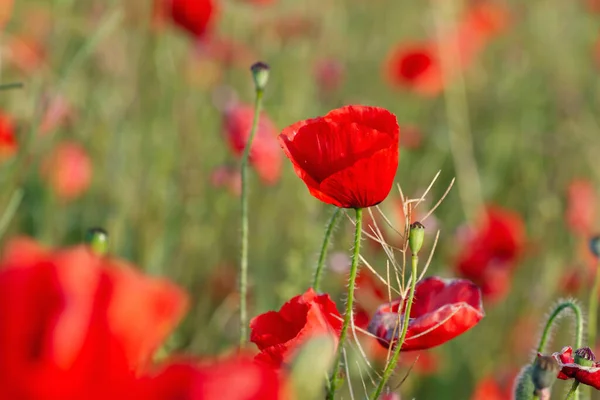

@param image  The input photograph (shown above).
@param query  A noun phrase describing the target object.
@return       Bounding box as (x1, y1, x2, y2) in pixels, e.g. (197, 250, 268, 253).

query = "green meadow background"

(3, 0, 600, 398)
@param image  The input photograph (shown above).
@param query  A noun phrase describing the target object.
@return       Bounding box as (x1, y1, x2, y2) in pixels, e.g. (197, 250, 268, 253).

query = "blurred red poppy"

(161, 0, 217, 39)
(249, 288, 342, 368)
(144, 355, 286, 400)
(6, 35, 45, 74)
(42, 141, 92, 200)
(566, 179, 596, 236)
(223, 104, 282, 186)
(0, 237, 188, 399)
(553, 346, 600, 389)
(455, 205, 525, 302)
(279, 105, 400, 208)
(470, 370, 517, 400)
(354, 269, 388, 329)
(0, 0, 13, 28)
(0, 112, 17, 160)
(39, 93, 75, 135)
(368, 276, 484, 351)
(385, 42, 445, 96)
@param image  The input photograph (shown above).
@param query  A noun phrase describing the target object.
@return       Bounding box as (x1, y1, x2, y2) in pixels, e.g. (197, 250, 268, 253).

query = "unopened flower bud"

(532, 354, 558, 393)
(409, 222, 425, 255)
(590, 235, 600, 258)
(513, 365, 535, 400)
(574, 347, 596, 367)
(84, 227, 109, 256)
(250, 62, 270, 92)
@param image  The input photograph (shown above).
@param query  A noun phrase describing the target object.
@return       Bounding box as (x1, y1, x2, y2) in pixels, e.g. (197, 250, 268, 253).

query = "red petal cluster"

(368, 276, 484, 351)
(455, 206, 525, 302)
(0, 112, 17, 160)
(279, 105, 400, 208)
(157, 0, 217, 39)
(553, 346, 600, 389)
(250, 288, 342, 368)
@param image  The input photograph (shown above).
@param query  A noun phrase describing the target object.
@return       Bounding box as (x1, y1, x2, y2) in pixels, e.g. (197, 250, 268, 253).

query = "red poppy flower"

(0, 0, 12, 28)
(368, 276, 484, 351)
(223, 104, 282, 186)
(455, 205, 525, 301)
(553, 346, 600, 389)
(279, 105, 400, 208)
(143, 355, 286, 400)
(249, 288, 342, 368)
(0, 237, 188, 399)
(41, 141, 92, 200)
(162, 0, 217, 39)
(0, 112, 17, 159)
(385, 42, 445, 96)
(470, 370, 517, 400)
(566, 179, 596, 236)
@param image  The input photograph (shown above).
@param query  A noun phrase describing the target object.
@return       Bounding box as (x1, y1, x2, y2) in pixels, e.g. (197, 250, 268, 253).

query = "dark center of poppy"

(575, 347, 597, 367)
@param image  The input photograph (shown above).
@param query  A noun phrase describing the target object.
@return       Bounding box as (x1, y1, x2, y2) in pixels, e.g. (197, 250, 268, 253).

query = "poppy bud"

(513, 365, 535, 400)
(574, 346, 596, 367)
(590, 235, 600, 258)
(250, 61, 270, 92)
(409, 222, 425, 255)
(532, 353, 558, 393)
(84, 227, 109, 256)
(288, 334, 336, 400)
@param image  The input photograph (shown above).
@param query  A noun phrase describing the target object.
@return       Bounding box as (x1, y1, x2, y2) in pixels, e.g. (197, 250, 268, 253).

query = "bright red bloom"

(250, 288, 342, 368)
(455, 205, 525, 301)
(385, 42, 445, 96)
(223, 104, 282, 186)
(0, 112, 17, 159)
(163, 0, 217, 39)
(368, 276, 484, 351)
(144, 355, 285, 400)
(553, 346, 600, 389)
(279, 105, 400, 208)
(0, 237, 188, 399)
(42, 141, 92, 200)
(566, 179, 596, 235)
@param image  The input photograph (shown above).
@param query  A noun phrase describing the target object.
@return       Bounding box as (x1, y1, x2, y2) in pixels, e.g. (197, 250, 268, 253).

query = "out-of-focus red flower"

(385, 3, 509, 96)
(0, 237, 188, 399)
(249, 288, 342, 368)
(223, 104, 282, 186)
(39, 94, 75, 135)
(368, 276, 484, 351)
(6, 35, 45, 74)
(211, 165, 242, 196)
(0, 0, 13, 28)
(587, 0, 600, 13)
(553, 346, 600, 389)
(470, 370, 517, 400)
(279, 105, 400, 208)
(566, 179, 596, 236)
(0, 112, 17, 160)
(354, 269, 388, 330)
(559, 268, 586, 295)
(144, 355, 287, 400)
(398, 350, 442, 375)
(314, 59, 345, 94)
(160, 0, 218, 39)
(42, 141, 92, 200)
(455, 205, 525, 302)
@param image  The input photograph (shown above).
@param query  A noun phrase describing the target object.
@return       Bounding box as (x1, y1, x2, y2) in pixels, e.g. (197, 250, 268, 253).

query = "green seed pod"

(513, 365, 535, 400)
(409, 221, 425, 255)
(574, 347, 596, 367)
(250, 62, 270, 92)
(84, 227, 109, 256)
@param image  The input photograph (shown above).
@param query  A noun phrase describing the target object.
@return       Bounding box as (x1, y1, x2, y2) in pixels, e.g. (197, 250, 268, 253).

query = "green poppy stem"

(313, 207, 342, 292)
(239, 87, 264, 348)
(536, 300, 583, 356)
(326, 207, 363, 399)
(564, 381, 580, 400)
(370, 253, 419, 399)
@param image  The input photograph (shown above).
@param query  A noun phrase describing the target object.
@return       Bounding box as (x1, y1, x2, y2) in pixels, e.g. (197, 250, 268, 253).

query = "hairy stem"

(536, 300, 583, 356)
(313, 207, 342, 292)
(564, 381, 580, 400)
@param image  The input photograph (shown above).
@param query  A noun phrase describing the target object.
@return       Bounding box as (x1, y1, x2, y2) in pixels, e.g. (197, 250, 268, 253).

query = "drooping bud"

(84, 227, 109, 256)
(513, 365, 535, 400)
(574, 347, 596, 367)
(250, 62, 270, 92)
(409, 221, 425, 255)
(532, 353, 558, 394)
(590, 235, 600, 258)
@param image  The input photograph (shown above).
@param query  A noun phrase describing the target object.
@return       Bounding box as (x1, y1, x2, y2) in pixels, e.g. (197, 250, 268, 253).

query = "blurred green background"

(2, 0, 600, 398)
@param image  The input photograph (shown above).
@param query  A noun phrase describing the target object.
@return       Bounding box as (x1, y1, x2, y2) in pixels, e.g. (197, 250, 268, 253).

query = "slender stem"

(313, 207, 342, 291)
(588, 261, 600, 346)
(536, 300, 583, 356)
(0, 82, 23, 91)
(564, 381, 580, 400)
(239, 88, 264, 348)
(326, 208, 363, 399)
(371, 254, 419, 399)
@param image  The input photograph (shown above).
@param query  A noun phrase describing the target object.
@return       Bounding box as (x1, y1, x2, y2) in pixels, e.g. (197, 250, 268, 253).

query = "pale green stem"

(326, 208, 363, 399)
(370, 254, 419, 399)
(313, 207, 342, 292)
(564, 381, 580, 400)
(536, 300, 583, 356)
(239, 88, 264, 348)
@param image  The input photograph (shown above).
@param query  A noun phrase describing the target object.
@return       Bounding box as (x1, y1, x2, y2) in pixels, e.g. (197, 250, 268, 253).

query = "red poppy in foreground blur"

(455, 205, 525, 302)
(0, 237, 188, 399)
(42, 141, 92, 200)
(250, 288, 342, 368)
(0, 112, 17, 160)
(223, 104, 282, 186)
(279, 105, 400, 208)
(553, 346, 600, 390)
(566, 179, 596, 236)
(368, 276, 484, 351)
(470, 370, 518, 400)
(159, 0, 217, 39)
